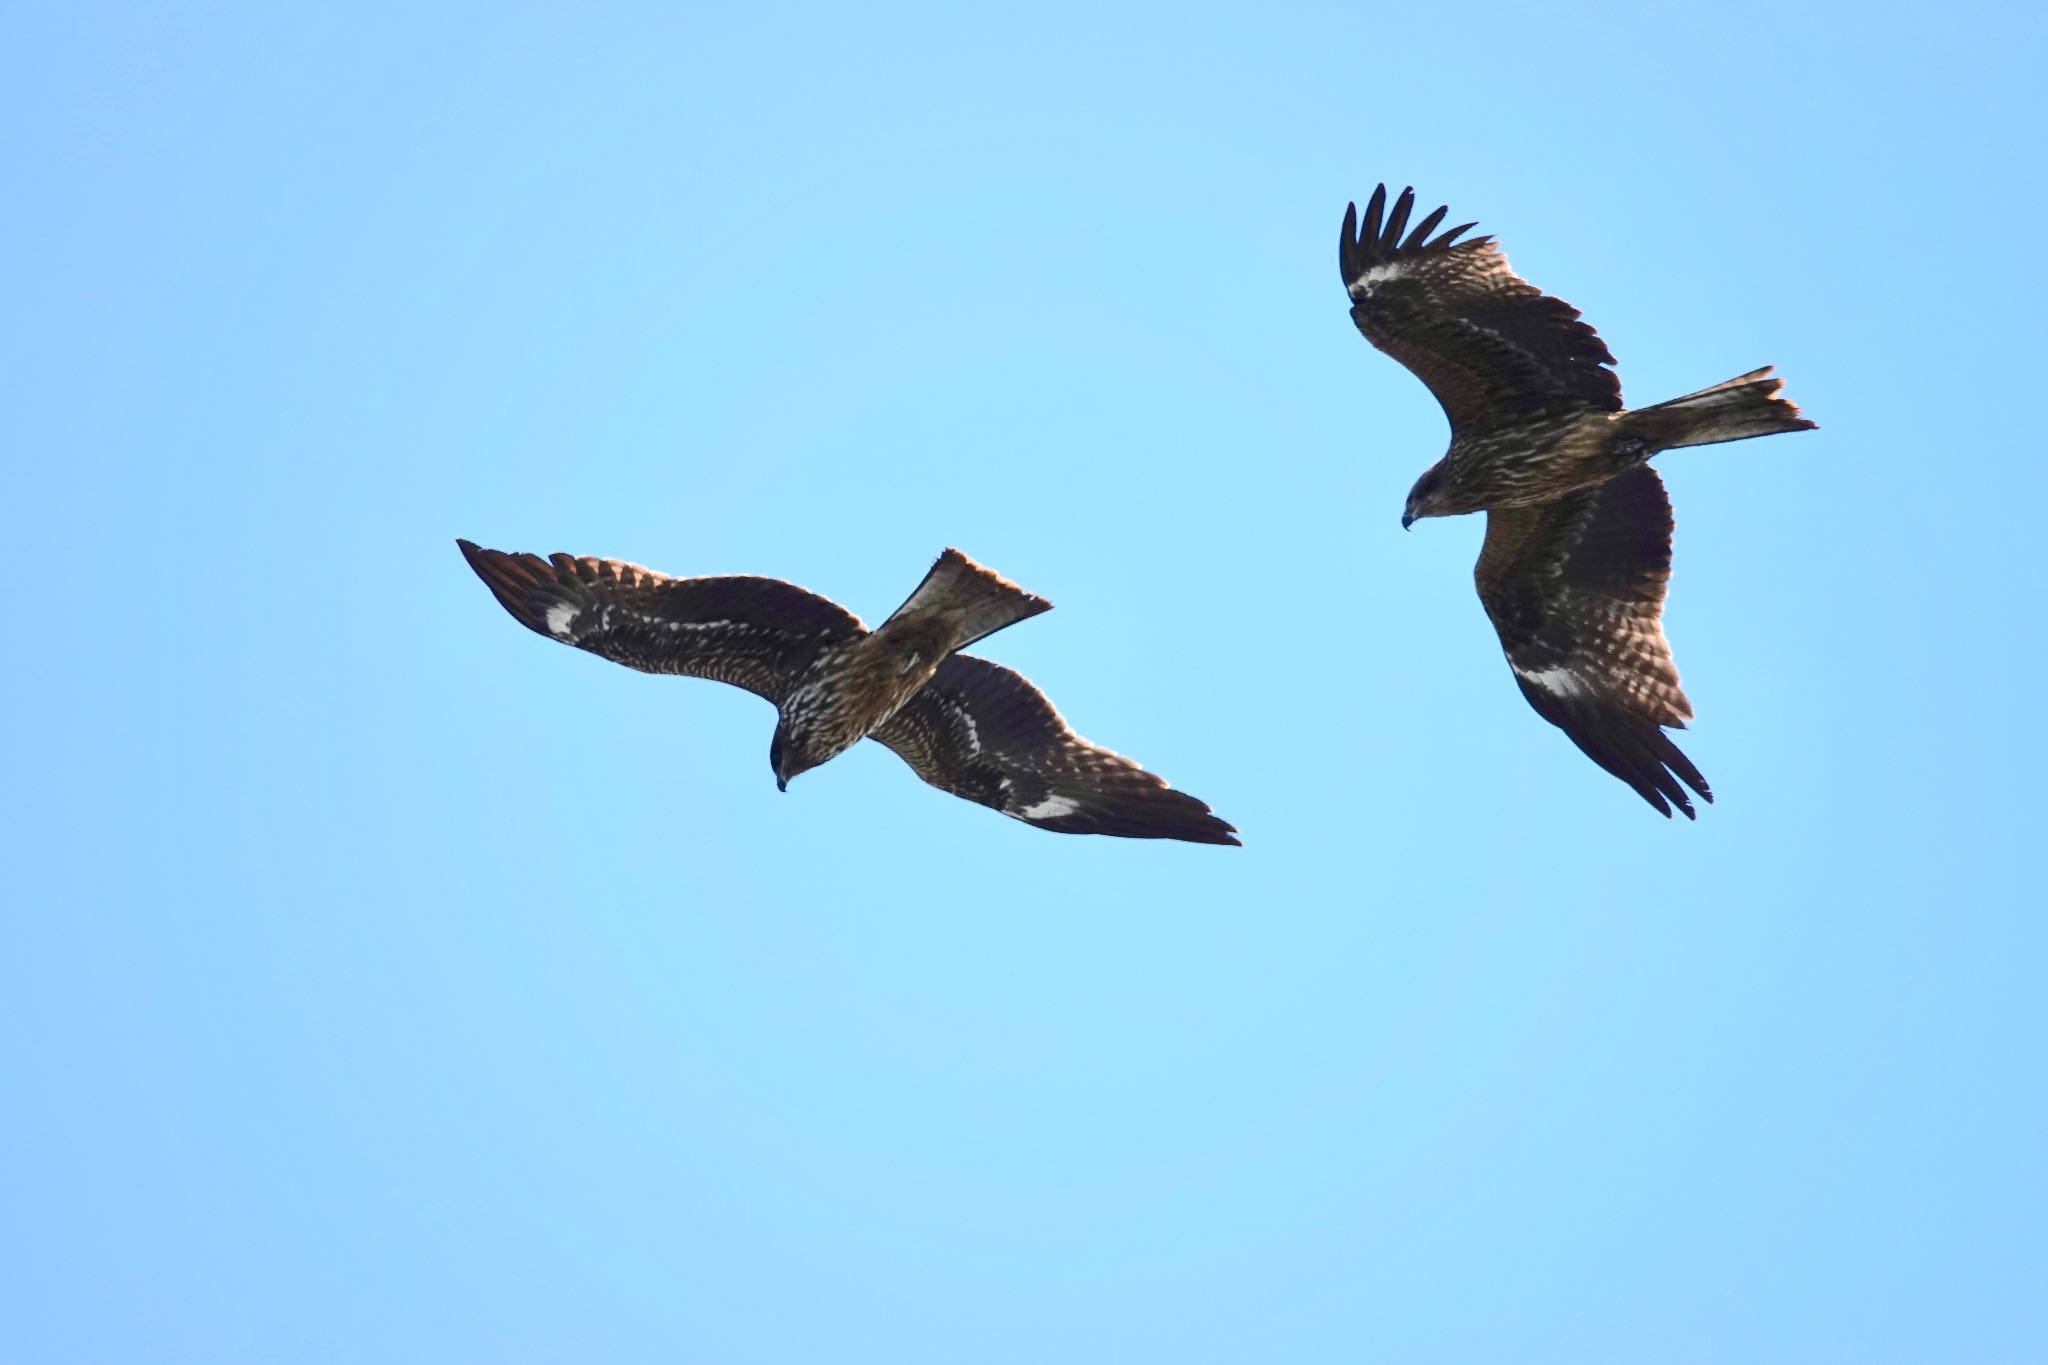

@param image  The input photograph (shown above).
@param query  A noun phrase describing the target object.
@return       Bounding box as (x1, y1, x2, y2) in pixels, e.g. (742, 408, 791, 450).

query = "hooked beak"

(1401, 512, 1415, 531)
(775, 775, 788, 793)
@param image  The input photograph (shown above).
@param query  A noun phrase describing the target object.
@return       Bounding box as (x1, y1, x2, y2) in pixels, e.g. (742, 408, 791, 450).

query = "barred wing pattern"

(457, 540, 865, 704)
(1473, 467, 1711, 818)
(1340, 184, 1621, 431)
(871, 654, 1239, 845)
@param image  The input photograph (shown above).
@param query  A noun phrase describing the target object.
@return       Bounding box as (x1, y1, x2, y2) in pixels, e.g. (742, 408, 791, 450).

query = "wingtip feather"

(1404, 203, 1449, 249)
(1385, 186, 1416, 245)
(1515, 677, 1712, 821)
(456, 539, 575, 640)
(1340, 184, 1484, 283)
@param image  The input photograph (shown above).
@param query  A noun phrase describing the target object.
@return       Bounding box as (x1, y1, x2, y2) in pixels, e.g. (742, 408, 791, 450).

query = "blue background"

(9, 2, 2045, 1360)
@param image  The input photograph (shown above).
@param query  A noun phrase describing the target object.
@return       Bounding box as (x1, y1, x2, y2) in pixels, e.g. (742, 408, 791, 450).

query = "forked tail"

(884, 548, 1053, 650)
(1624, 366, 1817, 450)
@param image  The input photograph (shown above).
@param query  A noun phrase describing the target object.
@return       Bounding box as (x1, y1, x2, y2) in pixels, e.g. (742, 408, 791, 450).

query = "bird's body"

(1428, 406, 1625, 514)
(765, 549, 1051, 785)
(457, 540, 1238, 844)
(1340, 184, 1816, 816)
(776, 627, 952, 776)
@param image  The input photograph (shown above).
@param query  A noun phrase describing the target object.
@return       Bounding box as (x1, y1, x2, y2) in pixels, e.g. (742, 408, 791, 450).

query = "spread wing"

(457, 539, 864, 704)
(869, 654, 1239, 845)
(1340, 184, 1622, 433)
(1472, 468, 1710, 818)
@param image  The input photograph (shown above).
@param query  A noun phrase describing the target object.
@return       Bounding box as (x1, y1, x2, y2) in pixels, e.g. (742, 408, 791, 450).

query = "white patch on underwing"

(544, 603, 579, 639)
(1515, 664, 1589, 699)
(1347, 260, 1409, 298)
(665, 618, 733, 632)
(1020, 793, 1081, 820)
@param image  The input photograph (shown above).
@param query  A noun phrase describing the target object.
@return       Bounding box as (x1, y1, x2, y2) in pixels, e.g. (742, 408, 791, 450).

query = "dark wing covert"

(457, 539, 865, 704)
(870, 654, 1239, 845)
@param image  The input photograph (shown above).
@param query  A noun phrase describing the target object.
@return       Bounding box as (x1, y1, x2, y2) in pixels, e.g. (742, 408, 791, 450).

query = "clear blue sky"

(8, 2, 2045, 1360)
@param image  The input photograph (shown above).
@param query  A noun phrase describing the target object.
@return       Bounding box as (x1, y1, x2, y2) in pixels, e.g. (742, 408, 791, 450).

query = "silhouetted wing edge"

(1509, 671, 1711, 819)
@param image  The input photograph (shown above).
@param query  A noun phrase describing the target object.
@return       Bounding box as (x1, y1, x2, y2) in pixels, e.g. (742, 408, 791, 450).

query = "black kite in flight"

(458, 541, 1239, 845)
(1339, 184, 1816, 817)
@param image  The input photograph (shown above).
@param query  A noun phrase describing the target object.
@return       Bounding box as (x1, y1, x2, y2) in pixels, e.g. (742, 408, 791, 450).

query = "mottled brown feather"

(1473, 468, 1710, 818)
(1341, 185, 1621, 433)
(871, 654, 1239, 845)
(457, 539, 864, 704)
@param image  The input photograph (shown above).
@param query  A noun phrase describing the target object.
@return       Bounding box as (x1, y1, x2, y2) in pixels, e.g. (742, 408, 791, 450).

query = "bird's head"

(768, 721, 825, 792)
(1402, 463, 1452, 530)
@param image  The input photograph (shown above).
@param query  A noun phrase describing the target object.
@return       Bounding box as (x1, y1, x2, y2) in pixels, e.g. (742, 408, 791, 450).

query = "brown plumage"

(1339, 184, 1817, 817)
(456, 540, 1238, 844)
(1476, 467, 1708, 817)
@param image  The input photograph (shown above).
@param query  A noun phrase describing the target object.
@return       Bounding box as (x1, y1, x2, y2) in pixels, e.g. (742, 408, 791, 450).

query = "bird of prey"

(1339, 184, 1816, 817)
(457, 540, 1239, 844)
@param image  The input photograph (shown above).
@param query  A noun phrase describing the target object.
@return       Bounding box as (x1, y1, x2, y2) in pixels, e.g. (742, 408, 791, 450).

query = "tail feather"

(885, 548, 1052, 650)
(1626, 366, 1817, 450)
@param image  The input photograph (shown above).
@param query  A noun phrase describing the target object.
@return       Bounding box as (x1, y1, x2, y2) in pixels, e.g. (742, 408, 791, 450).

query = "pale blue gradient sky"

(7, 2, 2046, 1361)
